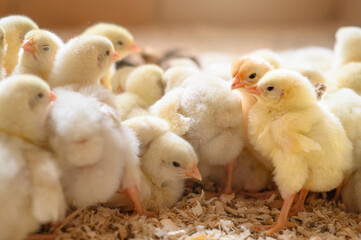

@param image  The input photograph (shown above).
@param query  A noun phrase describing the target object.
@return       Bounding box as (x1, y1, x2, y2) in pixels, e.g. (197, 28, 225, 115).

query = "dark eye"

(117, 41, 123, 45)
(42, 46, 49, 51)
(249, 73, 257, 79)
(106, 50, 110, 56)
(172, 161, 180, 167)
(266, 86, 274, 91)
(38, 93, 43, 98)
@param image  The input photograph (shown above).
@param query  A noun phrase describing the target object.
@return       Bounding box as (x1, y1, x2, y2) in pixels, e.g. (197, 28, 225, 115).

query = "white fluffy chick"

(333, 26, 361, 69)
(106, 116, 201, 211)
(48, 35, 120, 88)
(151, 72, 244, 193)
(114, 64, 164, 120)
(48, 87, 141, 209)
(82, 23, 140, 89)
(341, 169, 361, 213)
(13, 29, 64, 81)
(0, 15, 38, 76)
(322, 88, 361, 170)
(162, 66, 199, 93)
(0, 26, 6, 79)
(246, 69, 353, 235)
(0, 75, 65, 240)
(333, 62, 361, 94)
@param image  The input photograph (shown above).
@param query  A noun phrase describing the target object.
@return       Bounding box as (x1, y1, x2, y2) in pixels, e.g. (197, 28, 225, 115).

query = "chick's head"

(231, 56, 274, 90)
(0, 74, 55, 141)
(142, 132, 202, 184)
(83, 23, 139, 59)
(20, 30, 63, 74)
(249, 69, 317, 109)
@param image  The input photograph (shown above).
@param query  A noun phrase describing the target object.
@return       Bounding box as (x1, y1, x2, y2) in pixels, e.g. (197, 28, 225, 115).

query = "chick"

(162, 66, 199, 93)
(114, 64, 164, 120)
(48, 87, 141, 210)
(82, 23, 140, 89)
(246, 69, 353, 234)
(0, 15, 38, 76)
(333, 26, 361, 68)
(0, 75, 65, 240)
(48, 35, 120, 89)
(333, 62, 361, 94)
(250, 49, 282, 69)
(106, 116, 201, 211)
(341, 170, 361, 213)
(0, 26, 6, 79)
(151, 72, 244, 193)
(111, 66, 135, 94)
(13, 29, 64, 81)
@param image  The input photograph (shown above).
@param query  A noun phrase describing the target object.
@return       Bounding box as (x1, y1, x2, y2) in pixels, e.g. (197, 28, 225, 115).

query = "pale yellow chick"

(333, 62, 361, 94)
(106, 116, 201, 211)
(250, 49, 281, 69)
(246, 69, 353, 234)
(0, 15, 38, 76)
(82, 22, 140, 89)
(13, 29, 64, 81)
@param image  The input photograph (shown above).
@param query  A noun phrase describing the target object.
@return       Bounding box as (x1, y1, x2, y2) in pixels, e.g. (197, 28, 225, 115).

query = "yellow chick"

(106, 116, 201, 211)
(0, 15, 38, 76)
(0, 74, 65, 240)
(341, 169, 361, 213)
(250, 48, 282, 69)
(246, 69, 353, 234)
(333, 26, 361, 68)
(333, 62, 361, 94)
(13, 29, 64, 81)
(0, 26, 6, 79)
(82, 22, 140, 89)
(111, 66, 135, 94)
(48, 35, 120, 89)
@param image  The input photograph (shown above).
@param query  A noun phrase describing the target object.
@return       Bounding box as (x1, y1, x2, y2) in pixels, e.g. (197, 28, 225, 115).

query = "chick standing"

(82, 23, 140, 89)
(13, 29, 64, 81)
(245, 69, 352, 234)
(0, 75, 65, 240)
(0, 15, 38, 76)
(106, 116, 202, 211)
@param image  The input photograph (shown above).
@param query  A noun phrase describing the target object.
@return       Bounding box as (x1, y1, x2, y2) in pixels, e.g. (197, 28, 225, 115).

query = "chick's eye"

(172, 161, 180, 167)
(106, 50, 110, 56)
(117, 41, 123, 45)
(42, 46, 49, 51)
(37, 93, 44, 98)
(266, 86, 274, 91)
(249, 73, 257, 79)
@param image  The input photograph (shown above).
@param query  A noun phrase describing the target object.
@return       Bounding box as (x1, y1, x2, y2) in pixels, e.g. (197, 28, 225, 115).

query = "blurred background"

(1, 0, 361, 54)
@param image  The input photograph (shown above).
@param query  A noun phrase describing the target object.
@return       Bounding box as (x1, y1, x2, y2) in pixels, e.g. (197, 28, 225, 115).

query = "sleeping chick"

(0, 26, 6, 79)
(106, 116, 201, 211)
(246, 69, 352, 234)
(0, 15, 38, 76)
(48, 87, 141, 210)
(341, 169, 361, 213)
(13, 29, 64, 81)
(82, 23, 140, 89)
(114, 64, 164, 120)
(151, 72, 244, 193)
(48, 35, 120, 89)
(333, 26, 361, 69)
(333, 62, 361, 94)
(0, 74, 65, 240)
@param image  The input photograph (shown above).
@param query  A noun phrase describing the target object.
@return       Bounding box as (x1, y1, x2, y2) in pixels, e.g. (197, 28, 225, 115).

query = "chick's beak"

(129, 42, 141, 52)
(231, 76, 246, 90)
(22, 37, 36, 53)
(49, 91, 57, 102)
(184, 163, 202, 181)
(245, 85, 261, 95)
(111, 51, 120, 61)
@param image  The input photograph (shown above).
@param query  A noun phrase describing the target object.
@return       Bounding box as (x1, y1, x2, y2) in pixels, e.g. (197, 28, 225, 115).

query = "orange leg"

(254, 193, 297, 235)
(223, 159, 236, 194)
(334, 180, 345, 202)
(125, 185, 156, 216)
(291, 188, 309, 216)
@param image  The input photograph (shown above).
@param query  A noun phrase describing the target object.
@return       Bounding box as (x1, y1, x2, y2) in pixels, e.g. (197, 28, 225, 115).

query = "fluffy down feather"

(333, 26, 361, 68)
(333, 62, 361, 94)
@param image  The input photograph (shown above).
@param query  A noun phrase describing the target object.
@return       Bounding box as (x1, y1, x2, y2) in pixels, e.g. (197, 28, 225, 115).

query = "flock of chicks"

(0, 14, 360, 239)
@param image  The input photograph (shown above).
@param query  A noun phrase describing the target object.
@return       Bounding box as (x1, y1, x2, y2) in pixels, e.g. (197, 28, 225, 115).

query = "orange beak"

(184, 163, 202, 181)
(49, 91, 57, 102)
(22, 37, 36, 53)
(245, 85, 261, 95)
(111, 51, 120, 61)
(231, 76, 246, 90)
(129, 42, 141, 52)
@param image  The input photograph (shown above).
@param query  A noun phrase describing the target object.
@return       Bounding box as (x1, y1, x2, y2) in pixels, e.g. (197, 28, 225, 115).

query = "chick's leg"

(334, 180, 345, 201)
(223, 159, 236, 194)
(125, 185, 155, 216)
(290, 188, 309, 216)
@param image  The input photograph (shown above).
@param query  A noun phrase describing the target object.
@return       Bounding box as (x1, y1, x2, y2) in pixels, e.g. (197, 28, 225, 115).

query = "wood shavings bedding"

(42, 185, 361, 240)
